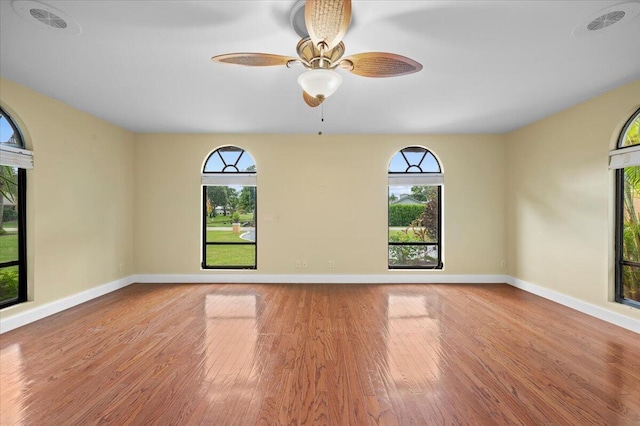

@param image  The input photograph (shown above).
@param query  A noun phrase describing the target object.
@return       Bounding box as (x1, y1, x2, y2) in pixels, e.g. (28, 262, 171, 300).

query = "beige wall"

(0, 78, 135, 319)
(134, 134, 506, 275)
(4, 72, 640, 327)
(506, 79, 640, 321)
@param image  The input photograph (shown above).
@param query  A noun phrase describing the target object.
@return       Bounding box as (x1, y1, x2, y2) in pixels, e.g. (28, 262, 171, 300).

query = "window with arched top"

(611, 108, 640, 308)
(0, 106, 32, 308)
(388, 146, 443, 269)
(202, 146, 257, 269)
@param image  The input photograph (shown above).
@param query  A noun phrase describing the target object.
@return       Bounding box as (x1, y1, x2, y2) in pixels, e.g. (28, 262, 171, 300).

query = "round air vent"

(12, 0, 81, 35)
(29, 8, 68, 29)
(587, 10, 626, 31)
(573, 2, 640, 37)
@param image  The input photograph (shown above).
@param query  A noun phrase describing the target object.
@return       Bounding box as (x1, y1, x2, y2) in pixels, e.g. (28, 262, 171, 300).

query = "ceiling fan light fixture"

(212, 0, 423, 108)
(297, 69, 343, 99)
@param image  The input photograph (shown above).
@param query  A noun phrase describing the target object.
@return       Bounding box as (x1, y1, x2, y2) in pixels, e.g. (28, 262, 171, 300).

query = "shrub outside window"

(388, 146, 443, 269)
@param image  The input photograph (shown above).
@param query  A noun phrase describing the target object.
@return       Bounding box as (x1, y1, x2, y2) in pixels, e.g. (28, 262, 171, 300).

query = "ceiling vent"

(573, 2, 640, 37)
(29, 8, 67, 29)
(12, 0, 81, 35)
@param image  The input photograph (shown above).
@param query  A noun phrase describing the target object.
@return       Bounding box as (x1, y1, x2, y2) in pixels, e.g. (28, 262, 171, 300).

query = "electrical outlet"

(302, 260, 308, 268)
(119, 263, 124, 272)
(500, 260, 506, 270)
(327, 260, 335, 269)
(295, 260, 301, 268)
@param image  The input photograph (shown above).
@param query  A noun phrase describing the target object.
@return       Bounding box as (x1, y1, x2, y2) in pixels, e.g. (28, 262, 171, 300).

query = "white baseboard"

(0, 275, 135, 334)
(506, 276, 640, 334)
(3, 274, 638, 335)
(0, 274, 503, 333)
(133, 273, 509, 284)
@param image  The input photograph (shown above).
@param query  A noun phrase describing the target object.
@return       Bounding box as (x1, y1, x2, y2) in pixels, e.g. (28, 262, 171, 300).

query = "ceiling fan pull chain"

(318, 103, 324, 135)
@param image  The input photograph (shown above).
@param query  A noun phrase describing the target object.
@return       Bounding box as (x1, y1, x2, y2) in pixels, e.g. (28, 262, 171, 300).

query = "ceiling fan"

(211, 0, 422, 107)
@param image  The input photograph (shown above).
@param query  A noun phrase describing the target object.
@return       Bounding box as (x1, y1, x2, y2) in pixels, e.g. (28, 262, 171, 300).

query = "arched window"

(388, 146, 443, 269)
(611, 108, 640, 308)
(202, 146, 257, 269)
(0, 106, 31, 308)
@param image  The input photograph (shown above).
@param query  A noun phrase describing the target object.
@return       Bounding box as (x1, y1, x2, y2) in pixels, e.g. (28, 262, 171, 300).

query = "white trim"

(3, 274, 638, 335)
(138, 274, 639, 334)
(0, 276, 135, 334)
(134, 273, 507, 284)
(0, 145, 30, 155)
(388, 174, 443, 186)
(201, 173, 256, 186)
(0, 145, 33, 169)
(506, 276, 640, 334)
(609, 144, 640, 157)
(609, 145, 640, 169)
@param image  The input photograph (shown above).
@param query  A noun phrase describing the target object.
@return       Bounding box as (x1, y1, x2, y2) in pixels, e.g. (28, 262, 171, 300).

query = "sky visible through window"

(203, 146, 256, 197)
(203, 147, 256, 173)
(389, 185, 413, 197)
(621, 112, 640, 147)
(0, 115, 18, 144)
(388, 149, 440, 197)
(388, 150, 439, 173)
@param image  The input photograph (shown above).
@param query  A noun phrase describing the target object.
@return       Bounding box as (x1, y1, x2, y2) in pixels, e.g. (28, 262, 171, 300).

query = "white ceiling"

(1, 0, 639, 134)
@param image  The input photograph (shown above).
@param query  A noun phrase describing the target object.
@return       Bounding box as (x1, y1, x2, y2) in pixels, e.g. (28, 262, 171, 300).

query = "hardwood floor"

(1, 283, 639, 425)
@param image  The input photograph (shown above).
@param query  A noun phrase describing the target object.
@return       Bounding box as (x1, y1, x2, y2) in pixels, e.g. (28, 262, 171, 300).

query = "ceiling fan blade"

(211, 53, 296, 67)
(303, 91, 324, 107)
(305, 0, 351, 51)
(341, 52, 423, 78)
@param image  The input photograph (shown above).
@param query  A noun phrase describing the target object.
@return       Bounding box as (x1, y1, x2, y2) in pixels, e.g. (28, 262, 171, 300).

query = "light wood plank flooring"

(1, 283, 639, 425)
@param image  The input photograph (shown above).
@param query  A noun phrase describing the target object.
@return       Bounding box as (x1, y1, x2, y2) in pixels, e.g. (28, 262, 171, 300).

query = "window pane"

(0, 167, 21, 305)
(204, 183, 256, 268)
(0, 113, 23, 148)
(203, 146, 256, 173)
(1, 167, 19, 264)
(0, 265, 19, 304)
(204, 154, 226, 173)
(621, 265, 640, 303)
(388, 147, 440, 173)
(622, 166, 640, 263)
(619, 112, 640, 148)
(0, 232, 19, 264)
(389, 245, 439, 267)
(389, 186, 438, 242)
(218, 147, 244, 168)
(619, 165, 640, 306)
(205, 186, 256, 237)
(206, 245, 255, 267)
